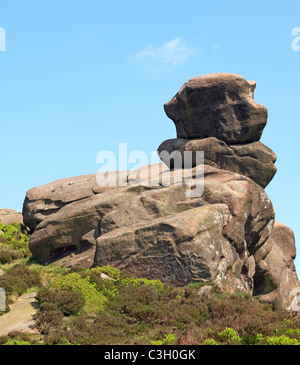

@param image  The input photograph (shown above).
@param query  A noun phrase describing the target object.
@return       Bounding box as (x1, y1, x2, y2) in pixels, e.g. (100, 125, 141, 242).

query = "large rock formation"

(24, 165, 274, 289)
(22, 73, 299, 310)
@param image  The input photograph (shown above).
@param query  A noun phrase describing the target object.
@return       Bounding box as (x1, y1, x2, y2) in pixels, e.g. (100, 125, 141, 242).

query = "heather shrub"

(0, 264, 41, 298)
(50, 272, 107, 314)
(45, 332, 81, 345)
(0, 331, 38, 345)
(70, 311, 143, 345)
(6, 264, 41, 288)
(0, 275, 28, 296)
(36, 286, 85, 316)
(34, 310, 64, 335)
(109, 282, 167, 325)
(0, 247, 21, 264)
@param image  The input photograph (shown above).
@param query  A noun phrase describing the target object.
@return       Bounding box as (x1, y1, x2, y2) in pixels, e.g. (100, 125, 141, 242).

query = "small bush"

(0, 222, 30, 259)
(202, 338, 219, 345)
(241, 333, 263, 345)
(0, 247, 21, 264)
(36, 287, 85, 316)
(50, 272, 107, 315)
(6, 264, 41, 288)
(34, 310, 64, 335)
(283, 328, 300, 340)
(109, 283, 166, 325)
(0, 264, 41, 302)
(151, 334, 176, 345)
(0, 275, 28, 296)
(218, 327, 242, 344)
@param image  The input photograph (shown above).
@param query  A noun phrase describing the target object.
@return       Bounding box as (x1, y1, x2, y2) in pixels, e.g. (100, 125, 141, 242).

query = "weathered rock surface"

(158, 137, 277, 188)
(164, 73, 267, 144)
(22, 163, 298, 309)
(0, 209, 23, 225)
(253, 222, 299, 309)
(22, 172, 128, 232)
(96, 203, 238, 286)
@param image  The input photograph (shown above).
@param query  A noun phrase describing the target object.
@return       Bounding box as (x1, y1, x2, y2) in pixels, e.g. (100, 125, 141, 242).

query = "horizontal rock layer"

(158, 137, 277, 188)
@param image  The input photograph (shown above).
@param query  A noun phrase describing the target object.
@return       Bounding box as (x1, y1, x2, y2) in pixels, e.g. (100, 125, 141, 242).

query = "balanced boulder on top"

(164, 73, 267, 143)
(159, 73, 276, 188)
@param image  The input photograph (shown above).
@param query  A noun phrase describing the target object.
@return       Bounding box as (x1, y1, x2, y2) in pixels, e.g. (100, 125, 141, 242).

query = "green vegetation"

(0, 222, 30, 264)
(2, 225, 300, 345)
(92, 266, 120, 280)
(5, 339, 32, 345)
(50, 272, 107, 315)
(265, 335, 300, 345)
(202, 338, 219, 345)
(218, 327, 242, 344)
(0, 263, 41, 310)
(151, 334, 176, 345)
(2, 261, 300, 345)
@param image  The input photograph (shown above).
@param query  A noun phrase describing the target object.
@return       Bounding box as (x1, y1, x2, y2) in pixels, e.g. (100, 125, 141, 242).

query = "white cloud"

(135, 37, 195, 66)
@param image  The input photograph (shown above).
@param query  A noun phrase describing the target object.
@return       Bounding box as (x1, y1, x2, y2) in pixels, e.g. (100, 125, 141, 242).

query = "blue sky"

(0, 0, 300, 270)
